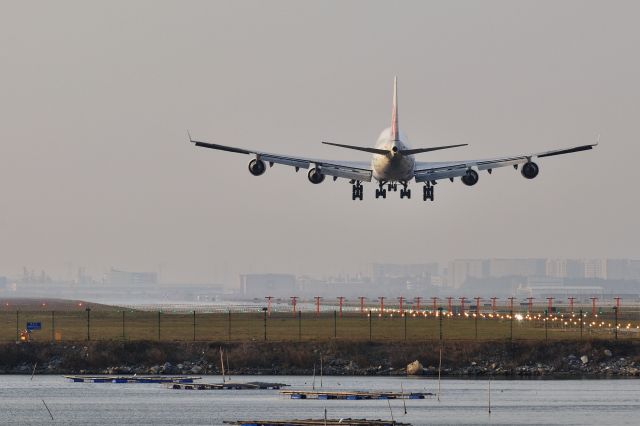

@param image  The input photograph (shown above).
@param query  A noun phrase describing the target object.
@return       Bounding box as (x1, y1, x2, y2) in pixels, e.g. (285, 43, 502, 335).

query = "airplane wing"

(413, 142, 597, 183)
(190, 135, 373, 182)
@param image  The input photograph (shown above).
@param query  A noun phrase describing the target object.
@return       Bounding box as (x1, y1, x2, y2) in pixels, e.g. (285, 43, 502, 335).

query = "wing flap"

(319, 163, 373, 182)
(414, 166, 468, 183)
(260, 154, 310, 169)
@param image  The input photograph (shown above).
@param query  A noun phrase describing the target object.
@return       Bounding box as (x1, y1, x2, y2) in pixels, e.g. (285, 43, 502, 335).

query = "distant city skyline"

(4, 256, 640, 286)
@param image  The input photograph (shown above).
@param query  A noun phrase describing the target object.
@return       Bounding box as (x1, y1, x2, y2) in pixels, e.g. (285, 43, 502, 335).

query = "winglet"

(595, 133, 600, 146)
(391, 76, 399, 141)
(188, 130, 193, 143)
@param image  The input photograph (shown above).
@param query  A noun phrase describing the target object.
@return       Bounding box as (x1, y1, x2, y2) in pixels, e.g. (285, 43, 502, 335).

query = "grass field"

(1, 308, 637, 343)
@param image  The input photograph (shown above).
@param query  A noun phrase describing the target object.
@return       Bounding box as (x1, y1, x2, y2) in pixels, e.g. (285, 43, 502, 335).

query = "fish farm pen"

(280, 390, 432, 400)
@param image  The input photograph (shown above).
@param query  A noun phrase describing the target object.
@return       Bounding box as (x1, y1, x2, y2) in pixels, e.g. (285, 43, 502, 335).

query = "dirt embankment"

(1, 339, 639, 377)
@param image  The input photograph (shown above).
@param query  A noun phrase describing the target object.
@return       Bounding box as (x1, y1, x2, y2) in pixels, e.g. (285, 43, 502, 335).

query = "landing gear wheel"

(352, 182, 364, 201)
(388, 183, 398, 192)
(423, 184, 434, 201)
(375, 188, 387, 199)
(399, 182, 411, 199)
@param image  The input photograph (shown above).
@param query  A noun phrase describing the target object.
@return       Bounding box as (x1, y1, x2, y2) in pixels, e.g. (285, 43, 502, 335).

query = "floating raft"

(168, 381, 287, 390)
(224, 419, 410, 426)
(280, 390, 431, 400)
(64, 375, 200, 384)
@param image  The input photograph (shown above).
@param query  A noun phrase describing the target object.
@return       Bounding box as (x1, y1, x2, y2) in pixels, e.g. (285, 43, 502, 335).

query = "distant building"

(488, 258, 546, 278)
(107, 268, 157, 285)
(583, 259, 607, 279)
(606, 259, 640, 280)
(448, 259, 486, 289)
(372, 263, 438, 280)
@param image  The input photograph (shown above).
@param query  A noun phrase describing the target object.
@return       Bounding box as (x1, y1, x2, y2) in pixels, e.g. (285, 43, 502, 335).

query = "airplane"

(190, 77, 597, 202)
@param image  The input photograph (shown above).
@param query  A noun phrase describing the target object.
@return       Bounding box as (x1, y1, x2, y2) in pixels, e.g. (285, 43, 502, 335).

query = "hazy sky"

(1, 1, 638, 285)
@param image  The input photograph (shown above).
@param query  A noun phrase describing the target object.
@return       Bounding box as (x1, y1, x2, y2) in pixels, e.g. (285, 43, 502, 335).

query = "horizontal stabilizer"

(398, 143, 468, 156)
(322, 141, 389, 155)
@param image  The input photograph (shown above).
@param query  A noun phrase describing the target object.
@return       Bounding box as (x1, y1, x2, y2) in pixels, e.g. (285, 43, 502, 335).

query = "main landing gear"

(352, 181, 364, 201)
(387, 183, 398, 192)
(375, 181, 387, 199)
(399, 181, 411, 199)
(423, 182, 435, 201)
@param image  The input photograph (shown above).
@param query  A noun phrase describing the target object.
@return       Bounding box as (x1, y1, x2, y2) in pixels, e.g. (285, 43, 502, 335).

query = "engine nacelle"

(248, 159, 266, 176)
(521, 161, 539, 179)
(461, 169, 479, 186)
(307, 168, 325, 184)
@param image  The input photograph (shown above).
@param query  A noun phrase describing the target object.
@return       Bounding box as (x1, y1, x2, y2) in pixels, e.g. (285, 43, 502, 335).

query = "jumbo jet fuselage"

(371, 128, 415, 182)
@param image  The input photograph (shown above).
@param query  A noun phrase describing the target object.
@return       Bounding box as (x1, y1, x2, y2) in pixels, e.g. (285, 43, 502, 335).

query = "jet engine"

(248, 159, 266, 176)
(521, 161, 539, 179)
(307, 168, 325, 184)
(461, 169, 479, 186)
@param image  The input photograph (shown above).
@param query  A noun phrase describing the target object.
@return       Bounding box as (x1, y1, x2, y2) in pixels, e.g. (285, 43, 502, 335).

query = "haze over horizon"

(1, 1, 639, 285)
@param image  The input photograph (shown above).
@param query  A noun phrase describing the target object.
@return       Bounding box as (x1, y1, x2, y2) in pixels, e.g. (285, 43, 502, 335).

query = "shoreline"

(1, 339, 638, 378)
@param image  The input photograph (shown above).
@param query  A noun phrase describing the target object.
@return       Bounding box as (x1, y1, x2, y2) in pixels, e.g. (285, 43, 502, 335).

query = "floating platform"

(224, 419, 410, 426)
(280, 390, 431, 400)
(168, 381, 287, 390)
(64, 375, 200, 384)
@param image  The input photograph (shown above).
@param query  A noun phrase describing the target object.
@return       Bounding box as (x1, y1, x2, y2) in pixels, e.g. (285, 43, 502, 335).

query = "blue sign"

(26, 322, 41, 331)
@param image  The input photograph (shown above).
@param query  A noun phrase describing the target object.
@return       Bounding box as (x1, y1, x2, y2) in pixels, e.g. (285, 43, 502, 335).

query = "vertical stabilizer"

(391, 76, 399, 141)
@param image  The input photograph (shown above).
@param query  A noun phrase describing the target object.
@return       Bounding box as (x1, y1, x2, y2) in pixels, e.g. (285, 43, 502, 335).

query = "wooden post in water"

(16, 310, 19, 342)
(312, 363, 316, 390)
(51, 311, 55, 342)
(158, 311, 161, 341)
(298, 310, 302, 341)
(437, 343, 442, 402)
(368, 310, 372, 341)
(228, 310, 231, 342)
(220, 347, 226, 383)
(333, 310, 337, 339)
(320, 355, 323, 388)
(121, 311, 125, 341)
(488, 378, 492, 414)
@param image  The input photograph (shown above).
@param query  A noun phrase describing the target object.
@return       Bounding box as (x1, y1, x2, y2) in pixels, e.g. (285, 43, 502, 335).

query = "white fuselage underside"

(371, 128, 415, 182)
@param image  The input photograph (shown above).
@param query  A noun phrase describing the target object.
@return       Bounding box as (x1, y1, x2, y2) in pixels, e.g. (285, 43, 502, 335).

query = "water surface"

(0, 375, 638, 425)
